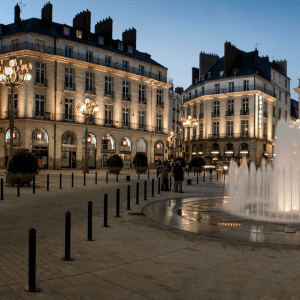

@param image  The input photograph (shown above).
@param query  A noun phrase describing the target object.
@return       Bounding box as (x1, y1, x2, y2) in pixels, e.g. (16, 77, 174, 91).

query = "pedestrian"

(161, 160, 170, 191)
(173, 160, 184, 193)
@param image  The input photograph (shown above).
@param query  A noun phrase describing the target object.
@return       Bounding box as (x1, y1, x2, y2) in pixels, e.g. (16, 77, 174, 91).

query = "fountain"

(227, 119, 300, 222)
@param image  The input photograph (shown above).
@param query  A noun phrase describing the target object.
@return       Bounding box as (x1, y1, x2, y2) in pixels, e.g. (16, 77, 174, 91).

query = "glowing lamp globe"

(5, 67, 13, 76)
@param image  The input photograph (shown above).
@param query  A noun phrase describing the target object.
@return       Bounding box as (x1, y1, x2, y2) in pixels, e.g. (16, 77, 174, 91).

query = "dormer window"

(208, 72, 212, 78)
(63, 27, 70, 36)
(220, 71, 224, 77)
(98, 36, 104, 45)
(118, 42, 123, 50)
(201, 75, 204, 81)
(233, 69, 238, 76)
(128, 45, 133, 53)
(76, 30, 83, 39)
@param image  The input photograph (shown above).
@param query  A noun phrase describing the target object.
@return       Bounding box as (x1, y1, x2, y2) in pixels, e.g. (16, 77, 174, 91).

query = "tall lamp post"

(76, 99, 99, 173)
(0, 59, 32, 162)
(181, 116, 199, 163)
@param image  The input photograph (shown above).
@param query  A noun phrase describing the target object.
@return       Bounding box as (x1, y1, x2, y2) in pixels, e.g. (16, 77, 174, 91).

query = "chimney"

(95, 17, 113, 46)
(122, 27, 137, 52)
(175, 87, 184, 94)
(14, 4, 21, 24)
(73, 10, 91, 39)
(224, 41, 240, 76)
(271, 60, 287, 76)
(262, 55, 269, 62)
(199, 52, 219, 77)
(192, 67, 199, 84)
(41, 2, 53, 27)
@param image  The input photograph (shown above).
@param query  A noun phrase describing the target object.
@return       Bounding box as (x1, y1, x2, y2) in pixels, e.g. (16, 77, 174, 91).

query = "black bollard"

(116, 173, 118, 182)
(17, 177, 20, 197)
(1, 178, 3, 200)
(24, 228, 40, 292)
(62, 211, 73, 261)
(148, 168, 149, 179)
(47, 174, 49, 191)
(224, 172, 226, 182)
(169, 174, 172, 189)
(33, 176, 35, 194)
(210, 169, 212, 182)
(197, 172, 199, 183)
(103, 194, 109, 227)
(71, 173, 74, 187)
(116, 188, 120, 217)
(144, 180, 147, 200)
(60, 174, 62, 189)
(158, 177, 161, 194)
(217, 171, 219, 181)
(152, 178, 154, 197)
(84, 173, 86, 186)
(86, 201, 94, 241)
(127, 185, 131, 210)
(138, 172, 140, 181)
(203, 171, 205, 182)
(106, 171, 108, 183)
(95, 172, 97, 185)
(136, 182, 139, 205)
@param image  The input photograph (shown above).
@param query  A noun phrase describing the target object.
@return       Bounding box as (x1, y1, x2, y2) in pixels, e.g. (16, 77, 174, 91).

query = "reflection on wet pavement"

(142, 197, 300, 246)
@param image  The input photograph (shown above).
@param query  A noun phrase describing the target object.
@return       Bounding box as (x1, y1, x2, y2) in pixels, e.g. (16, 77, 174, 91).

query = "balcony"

(122, 93, 131, 101)
(199, 113, 204, 119)
(35, 78, 47, 87)
(138, 97, 147, 104)
(211, 111, 220, 117)
(1, 42, 173, 85)
(104, 119, 114, 127)
(138, 124, 151, 132)
(208, 134, 220, 139)
(263, 111, 268, 118)
(33, 111, 51, 120)
(104, 90, 114, 98)
(240, 109, 249, 115)
(198, 135, 204, 140)
(5, 110, 18, 119)
(85, 87, 96, 95)
(240, 132, 249, 138)
(226, 110, 234, 116)
(156, 101, 164, 108)
(155, 127, 166, 133)
(122, 122, 131, 129)
(64, 83, 76, 91)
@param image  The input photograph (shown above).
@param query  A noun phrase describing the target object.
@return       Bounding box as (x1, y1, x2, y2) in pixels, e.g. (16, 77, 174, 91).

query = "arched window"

(62, 131, 77, 146)
(211, 143, 219, 151)
(136, 138, 147, 153)
(5, 128, 20, 142)
(154, 140, 164, 151)
(102, 134, 115, 150)
(32, 128, 49, 143)
(240, 143, 248, 154)
(121, 137, 131, 149)
(225, 143, 234, 153)
(82, 133, 97, 146)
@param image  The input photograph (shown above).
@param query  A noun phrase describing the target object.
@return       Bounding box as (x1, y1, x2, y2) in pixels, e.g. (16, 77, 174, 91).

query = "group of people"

(158, 160, 184, 193)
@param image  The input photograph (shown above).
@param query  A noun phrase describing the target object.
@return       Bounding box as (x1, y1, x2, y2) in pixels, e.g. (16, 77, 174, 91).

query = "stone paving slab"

(0, 169, 299, 299)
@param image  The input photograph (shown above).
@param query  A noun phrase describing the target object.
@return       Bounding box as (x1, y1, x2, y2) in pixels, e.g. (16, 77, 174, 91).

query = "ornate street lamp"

(76, 99, 99, 173)
(181, 116, 199, 163)
(0, 58, 32, 162)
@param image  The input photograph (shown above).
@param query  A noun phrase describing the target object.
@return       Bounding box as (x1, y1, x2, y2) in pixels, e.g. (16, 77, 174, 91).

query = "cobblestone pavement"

(0, 169, 299, 300)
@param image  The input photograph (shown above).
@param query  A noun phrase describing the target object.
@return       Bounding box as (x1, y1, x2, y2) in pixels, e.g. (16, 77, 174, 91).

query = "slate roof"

(0, 18, 167, 69)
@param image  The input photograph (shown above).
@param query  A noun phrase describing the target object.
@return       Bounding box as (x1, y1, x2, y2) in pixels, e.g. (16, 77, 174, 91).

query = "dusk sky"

(1, 0, 299, 99)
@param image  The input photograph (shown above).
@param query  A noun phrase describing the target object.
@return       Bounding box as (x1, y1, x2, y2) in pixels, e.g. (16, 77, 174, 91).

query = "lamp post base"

(83, 158, 89, 174)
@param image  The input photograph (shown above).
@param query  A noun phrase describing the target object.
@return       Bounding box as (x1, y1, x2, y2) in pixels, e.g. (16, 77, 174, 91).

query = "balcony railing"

(156, 101, 164, 108)
(122, 93, 131, 101)
(207, 133, 250, 139)
(199, 113, 204, 119)
(183, 84, 278, 103)
(85, 87, 96, 94)
(240, 109, 249, 115)
(35, 78, 47, 87)
(104, 119, 114, 126)
(198, 135, 204, 139)
(138, 97, 147, 104)
(226, 110, 234, 116)
(211, 111, 220, 117)
(5, 110, 18, 119)
(65, 83, 76, 91)
(104, 90, 114, 98)
(263, 112, 268, 118)
(0, 42, 173, 84)
(33, 111, 51, 120)
(138, 124, 153, 132)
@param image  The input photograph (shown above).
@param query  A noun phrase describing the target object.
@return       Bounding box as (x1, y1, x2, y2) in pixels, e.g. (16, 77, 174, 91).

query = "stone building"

(181, 42, 290, 165)
(0, 3, 172, 169)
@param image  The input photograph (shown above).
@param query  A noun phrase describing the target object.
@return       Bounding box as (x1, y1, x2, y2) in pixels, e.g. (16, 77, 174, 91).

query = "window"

(137, 139, 146, 152)
(208, 72, 211, 78)
(105, 105, 113, 125)
(199, 123, 203, 138)
(285, 110, 287, 120)
(65, 68, 74, 89)
(63, 27, 70, 35)
(199, 103, 204, 118)
(98, 36, 104, 45)
(243, 80, 249, 91)
(263, 144, 266, 152)
(156, 114, 162, 131)
(8, 93, 18, 115)
(227, 100, 234, 114)
(273, 106, 276, 117)
(36, 63, 45, 85)
(279, 91, 281, 101)
(183, 95, 186, 102)
(195, 90, 198, 98)
(128, 45, 133, 53)
(193, 106, 197, 117)
(285, 93, 288, 104)
(263, 101, 268, 113)
(85, 72, 94, 93)
(285, 79, 287, 88)
(12, 39, 19, 51)
(263, 84, 267, 93)
(242, 98, 249, 113)
(76, 30, 83, 39)
(157, 71, 161, 81)
(65, 46, 72, 58)
(187, 107, 191, 116)
(273, 72, 275, 81)
(278, 76, 281, 84)
(214, 84, 220, 94)
(86, 51, 92, 63)
(278, 108, 281, 119)
(189, 93, 191, 100)
(35, 94, 45, 117)
(139, 85, 145, 102)
(201, 86, 205, 95)
(182, 109, 185, 117)
(213, 101, 219, 116)
(122, 81, 129, 100)
(233, 69, 238, 76)
(139, 65, 144, 76)
(65, 98, 73, 120)
(263, 122, 267, 138)
(213, 121, 219, 137)
(227, 121, 233, 137)
(139, 110, 146, 129)
(220, 71, 224, 77)
(241, 120, 248, 137)
(229, 82, 234, 92)
(36, 40, 45, 52)
(105, 76, 113, 96)
(122, 107, 130, 127)
(118, 42, 123, 50)
(273, 125, 275, 138)
(123, 61, 128, 71)
(157, 90, 162, 106)
(105, 56, 111, 67)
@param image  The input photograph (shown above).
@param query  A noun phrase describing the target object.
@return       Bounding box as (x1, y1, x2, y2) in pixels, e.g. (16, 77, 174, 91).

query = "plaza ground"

(0, 169, 299, 300)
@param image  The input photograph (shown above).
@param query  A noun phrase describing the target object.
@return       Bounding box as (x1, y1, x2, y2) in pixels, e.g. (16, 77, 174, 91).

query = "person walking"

(161, 161, 170, 191)
(173, 160, 184, 193)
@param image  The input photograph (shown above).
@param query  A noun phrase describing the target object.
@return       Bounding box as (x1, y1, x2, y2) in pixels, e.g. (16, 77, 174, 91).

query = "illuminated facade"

(181, 42, 290, 165)
(0, 3, 172, 169)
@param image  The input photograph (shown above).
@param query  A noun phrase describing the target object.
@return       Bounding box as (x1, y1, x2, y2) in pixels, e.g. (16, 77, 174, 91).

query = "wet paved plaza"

(0, 169, 299, 300)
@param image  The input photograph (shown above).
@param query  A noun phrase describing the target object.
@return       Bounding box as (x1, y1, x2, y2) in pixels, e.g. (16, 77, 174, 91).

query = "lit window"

(63, 27, 70, 35)
(128, 45, 133, 53)
(76, 30, 83, 39)
(98, 36, 104, 45)
(105, 56, 111, 67)
(278, 76, 281, 84)
(220, 71, 224, 77)
(118, 42, 123, 50)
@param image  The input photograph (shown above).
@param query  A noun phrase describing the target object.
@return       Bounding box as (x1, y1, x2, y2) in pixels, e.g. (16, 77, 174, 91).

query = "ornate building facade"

(181, 42, 290, 165)
(0, 3, 172, 169)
